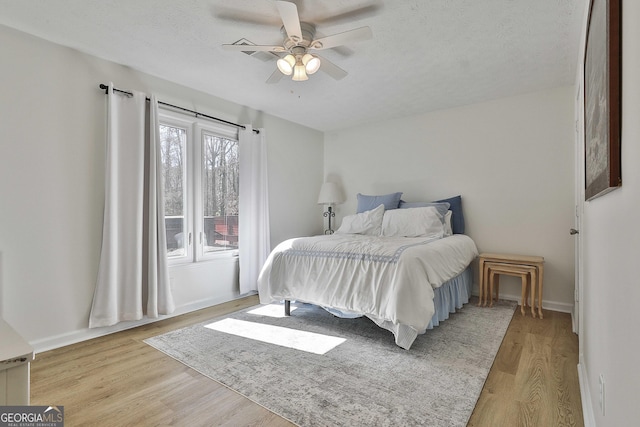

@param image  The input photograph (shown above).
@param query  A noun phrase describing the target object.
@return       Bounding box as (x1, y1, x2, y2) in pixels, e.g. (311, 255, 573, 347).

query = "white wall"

(324, 86, 576, 309)
(578, 0, 640, 425)
(0, 25, 323, 351)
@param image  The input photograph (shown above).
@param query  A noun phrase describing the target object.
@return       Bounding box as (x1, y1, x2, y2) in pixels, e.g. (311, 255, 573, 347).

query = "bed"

(257, 193, 478, 349)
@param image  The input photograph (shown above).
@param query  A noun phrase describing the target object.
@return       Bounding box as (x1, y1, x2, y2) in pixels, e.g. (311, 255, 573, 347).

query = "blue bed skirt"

(426, 266, 472, 329)
(322, 265, 473, 328)
(318, 265, 473, 348)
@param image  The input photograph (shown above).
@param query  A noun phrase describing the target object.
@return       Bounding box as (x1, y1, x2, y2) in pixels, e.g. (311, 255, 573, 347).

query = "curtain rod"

(98, 84, 259, 134)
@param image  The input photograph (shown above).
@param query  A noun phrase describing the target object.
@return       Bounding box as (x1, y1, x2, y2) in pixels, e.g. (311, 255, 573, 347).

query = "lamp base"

(323, 206, 336, 234)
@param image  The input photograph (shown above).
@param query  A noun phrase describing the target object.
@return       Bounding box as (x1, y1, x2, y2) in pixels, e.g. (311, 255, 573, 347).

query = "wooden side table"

(478, 252, 545, 318)
(487, 262, 538, 317)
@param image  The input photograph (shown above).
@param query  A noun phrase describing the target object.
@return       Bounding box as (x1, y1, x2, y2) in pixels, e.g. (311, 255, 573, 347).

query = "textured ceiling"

(0, 0, 586, 131)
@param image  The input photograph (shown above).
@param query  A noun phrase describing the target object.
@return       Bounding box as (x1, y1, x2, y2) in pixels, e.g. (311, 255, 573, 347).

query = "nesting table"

(478, 252, 545, 318)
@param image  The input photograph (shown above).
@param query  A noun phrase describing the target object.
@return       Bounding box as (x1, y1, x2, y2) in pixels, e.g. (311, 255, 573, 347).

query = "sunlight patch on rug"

(204, 318, 346, 355)
(247, 303, 296, 318)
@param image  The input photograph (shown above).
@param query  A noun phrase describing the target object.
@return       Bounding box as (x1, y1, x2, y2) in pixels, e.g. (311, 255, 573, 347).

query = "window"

(160, 124, 188, 258)
(159, 112, 239, 263)
(202, 132, 239, 254)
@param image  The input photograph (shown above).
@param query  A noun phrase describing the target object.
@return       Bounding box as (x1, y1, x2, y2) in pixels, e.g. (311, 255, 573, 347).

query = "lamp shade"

(317, 182, 345, 205)
(277, 54, 295, 75)
(292, 63, 308, 81)
(302, 53, 321, 75)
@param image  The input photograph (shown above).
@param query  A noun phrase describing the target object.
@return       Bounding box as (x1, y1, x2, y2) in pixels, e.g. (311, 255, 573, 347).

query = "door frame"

(574, 70, 585, 356)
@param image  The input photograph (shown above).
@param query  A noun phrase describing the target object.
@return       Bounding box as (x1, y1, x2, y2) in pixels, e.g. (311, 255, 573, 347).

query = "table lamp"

(317, 182, 345, 234)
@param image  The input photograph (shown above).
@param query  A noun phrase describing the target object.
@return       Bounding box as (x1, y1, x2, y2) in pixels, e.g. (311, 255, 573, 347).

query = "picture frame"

(584, 0, 622, 201)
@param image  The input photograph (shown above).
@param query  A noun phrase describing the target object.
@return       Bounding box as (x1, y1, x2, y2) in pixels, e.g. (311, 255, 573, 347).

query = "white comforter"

(257, 234, 478, 348)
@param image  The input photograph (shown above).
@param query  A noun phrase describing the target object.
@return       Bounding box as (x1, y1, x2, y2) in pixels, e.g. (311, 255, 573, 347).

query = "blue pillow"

(399, 201, 450, 217)
(356, 192, 402, 213)
(433, 195, 465, 234)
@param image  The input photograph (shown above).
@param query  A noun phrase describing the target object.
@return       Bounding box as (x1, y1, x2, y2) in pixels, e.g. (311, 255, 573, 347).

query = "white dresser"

(0, 319, 34, 405)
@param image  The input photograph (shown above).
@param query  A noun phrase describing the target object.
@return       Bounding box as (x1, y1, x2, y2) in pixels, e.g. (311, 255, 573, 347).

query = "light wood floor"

(468, 304, 583, 427)
(31, 296, 583, 426)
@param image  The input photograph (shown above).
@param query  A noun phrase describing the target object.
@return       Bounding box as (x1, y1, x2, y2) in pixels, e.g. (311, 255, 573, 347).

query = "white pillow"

(381, 206, 445, 238)
(335, 204, 384, 235)
(444, 210, 453, 236)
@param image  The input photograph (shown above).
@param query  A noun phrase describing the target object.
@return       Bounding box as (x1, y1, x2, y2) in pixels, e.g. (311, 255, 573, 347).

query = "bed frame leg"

(284, 300, 291, 316)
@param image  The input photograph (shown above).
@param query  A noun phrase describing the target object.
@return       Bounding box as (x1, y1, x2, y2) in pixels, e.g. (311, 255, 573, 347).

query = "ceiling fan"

(221, 1, 373, 83)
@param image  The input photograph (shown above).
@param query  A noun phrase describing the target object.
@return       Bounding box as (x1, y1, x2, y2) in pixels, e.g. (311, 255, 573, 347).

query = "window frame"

(194, 124, 240, 261)
(159, 109, 239, 265)
(158, 114, 193, 266)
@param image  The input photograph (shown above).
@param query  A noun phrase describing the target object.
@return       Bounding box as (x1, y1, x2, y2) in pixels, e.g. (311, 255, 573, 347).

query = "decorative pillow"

(381, 206, 445, 238)
(356, 192, 402, 214)
(443, 210, 453, 236)
(433, 195, 465, 234)
(335, 204, 384, 236)
(399, 201, 450, 217)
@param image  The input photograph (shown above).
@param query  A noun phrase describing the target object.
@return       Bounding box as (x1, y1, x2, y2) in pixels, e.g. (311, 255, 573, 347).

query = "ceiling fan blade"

(316, 55, 348, 80)
(266, 69, 284, 84)
(310, 26, 373, 50)
(275, 1, 303, 42)
(222, 44, 286, 53)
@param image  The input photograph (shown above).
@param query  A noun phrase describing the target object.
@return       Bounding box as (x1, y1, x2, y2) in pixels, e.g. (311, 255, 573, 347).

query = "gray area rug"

(144, 298, 516, 427)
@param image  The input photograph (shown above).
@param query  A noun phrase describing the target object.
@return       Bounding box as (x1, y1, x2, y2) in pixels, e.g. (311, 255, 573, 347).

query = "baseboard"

(578, 356, 597, 427)
(29, 292, 257, 354)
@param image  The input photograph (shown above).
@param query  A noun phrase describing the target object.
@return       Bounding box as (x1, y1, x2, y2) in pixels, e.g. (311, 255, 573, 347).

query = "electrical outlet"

(598, 373, 605, 416)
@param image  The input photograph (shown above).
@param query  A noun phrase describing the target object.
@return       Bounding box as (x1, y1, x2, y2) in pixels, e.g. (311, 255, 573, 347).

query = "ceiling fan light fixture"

(302, 53, 321, 75)
(292, 63, 308, 81)
(277, 54, 295, 75)
(223, 1, 373, 83)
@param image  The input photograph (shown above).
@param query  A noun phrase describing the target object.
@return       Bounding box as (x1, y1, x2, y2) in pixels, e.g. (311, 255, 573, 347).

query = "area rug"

(144, 299, 516, 426)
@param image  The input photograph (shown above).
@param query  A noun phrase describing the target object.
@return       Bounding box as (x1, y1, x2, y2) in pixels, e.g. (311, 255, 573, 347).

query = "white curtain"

(146, 95, 175, 317)
(89, 84, 174, 328)
(238, 125, 271, 294)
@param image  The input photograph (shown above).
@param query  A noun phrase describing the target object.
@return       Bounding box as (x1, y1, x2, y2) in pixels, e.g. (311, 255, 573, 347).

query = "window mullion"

(184, 123, 194, 263)
(192, 125, 205, 262)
